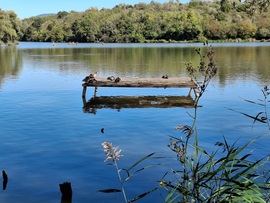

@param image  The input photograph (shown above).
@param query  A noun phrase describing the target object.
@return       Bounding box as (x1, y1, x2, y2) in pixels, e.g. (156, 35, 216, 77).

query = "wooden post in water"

(82, 85, 87, 98)
(94, 86, 98, 97)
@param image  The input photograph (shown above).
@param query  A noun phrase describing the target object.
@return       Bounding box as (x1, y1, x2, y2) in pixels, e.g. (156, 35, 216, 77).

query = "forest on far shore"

(1, 0, 270, 44)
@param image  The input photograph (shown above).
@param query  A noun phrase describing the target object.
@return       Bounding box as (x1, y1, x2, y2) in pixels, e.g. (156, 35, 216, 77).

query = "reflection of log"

(83, 96, 195, 113)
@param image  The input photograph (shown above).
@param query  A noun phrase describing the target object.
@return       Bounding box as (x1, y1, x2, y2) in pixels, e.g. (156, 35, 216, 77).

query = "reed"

(227, 85, 270, 131)
(160, 46, 270, 202)
(100, 142, 158, 202)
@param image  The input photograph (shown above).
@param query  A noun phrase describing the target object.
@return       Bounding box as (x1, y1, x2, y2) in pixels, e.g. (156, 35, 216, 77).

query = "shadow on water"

(82, 95, 196, 114)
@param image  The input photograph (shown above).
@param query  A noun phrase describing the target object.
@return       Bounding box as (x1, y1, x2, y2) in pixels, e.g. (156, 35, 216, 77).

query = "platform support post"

(94, 86, 98, 97)
(82, 86, 87, 98)
(188, 88, 193, 97)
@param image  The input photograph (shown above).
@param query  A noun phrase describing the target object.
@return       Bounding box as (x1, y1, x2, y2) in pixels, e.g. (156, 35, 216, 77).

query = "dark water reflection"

(0, 42, 270, 202)
(0, 46, 22, 87)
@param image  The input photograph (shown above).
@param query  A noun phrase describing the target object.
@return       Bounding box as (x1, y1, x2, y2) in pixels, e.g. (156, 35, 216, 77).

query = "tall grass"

(161, 46, 270, 202)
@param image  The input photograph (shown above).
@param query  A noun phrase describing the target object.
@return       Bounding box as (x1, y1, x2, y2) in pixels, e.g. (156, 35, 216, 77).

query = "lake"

(0, 42, 270, 202)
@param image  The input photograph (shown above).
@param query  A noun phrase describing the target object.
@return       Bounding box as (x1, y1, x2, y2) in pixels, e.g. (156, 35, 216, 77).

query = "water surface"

(0, 42, 269, 202)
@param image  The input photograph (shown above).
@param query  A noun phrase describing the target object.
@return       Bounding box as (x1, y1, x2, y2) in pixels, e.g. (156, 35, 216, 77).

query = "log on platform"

(82, 77, 196, 88)
(83, 95, 195, 113)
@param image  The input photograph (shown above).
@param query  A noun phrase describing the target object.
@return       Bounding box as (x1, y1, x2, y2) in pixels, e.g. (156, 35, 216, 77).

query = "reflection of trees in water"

(0, 47, 22, 87)
(215, 46, 270, 87)
(24, 47, 201, 78)
(23, 48, 91, 74)
(76, 46, 270, 83)
(3, 45, 269, 87)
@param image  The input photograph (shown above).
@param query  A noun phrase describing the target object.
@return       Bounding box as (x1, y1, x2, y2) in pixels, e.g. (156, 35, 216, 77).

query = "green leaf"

(226, 107, 266, 123)
(124, 162, 168, 182)
(126, 152, 155, 173)
(240, 153, 252, 161)
(129, 187, 158, 202)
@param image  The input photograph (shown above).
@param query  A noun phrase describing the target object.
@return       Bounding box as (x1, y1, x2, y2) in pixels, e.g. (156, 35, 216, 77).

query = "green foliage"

(2, 1, 270, 43)
(57, 11, 69, 19)
(164, 135, 270, 202)
(257, 27, 270, 39)
(72, 13, 99, 42)
(236, 19, 257, 39)
(220, 0, 233, 13)
(246, 0, 270, 15)
(0, 9, 22, 43)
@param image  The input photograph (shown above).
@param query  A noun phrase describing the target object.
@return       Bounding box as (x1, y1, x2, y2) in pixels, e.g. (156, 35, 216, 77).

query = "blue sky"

(0, 0, 190, 19)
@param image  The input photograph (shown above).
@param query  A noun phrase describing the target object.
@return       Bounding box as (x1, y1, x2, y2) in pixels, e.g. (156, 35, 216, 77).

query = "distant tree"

(72, 11, 99, 42)
(246, 0, 270, 14)
(140, 12, 160, 40)
(0, 10, 22, 43)
(10, 0, 270, 42)
(57, 11, 69, 19)
(236, 19, 257, 39)
(183, 11, 202, 40)
(256, 27, 270, 39)
(203, 20, 226, 40)
(188, 0, 202, 8)
(220, 0, 232, 12)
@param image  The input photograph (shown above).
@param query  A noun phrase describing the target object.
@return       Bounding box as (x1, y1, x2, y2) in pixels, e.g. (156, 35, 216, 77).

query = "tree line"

(1, 0, 270, 44)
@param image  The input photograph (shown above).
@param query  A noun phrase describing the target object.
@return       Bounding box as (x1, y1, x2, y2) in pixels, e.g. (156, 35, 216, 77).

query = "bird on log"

(162, 75, 169, 79)
(83, 72, 97, 83)
(115, 77, 121, 83)
(107, 76, 115, 81)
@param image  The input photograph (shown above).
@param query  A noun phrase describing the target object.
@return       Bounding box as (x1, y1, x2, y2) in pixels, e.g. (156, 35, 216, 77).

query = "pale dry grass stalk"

(102, 142, 128, 203)
(102, 142, 123, 162)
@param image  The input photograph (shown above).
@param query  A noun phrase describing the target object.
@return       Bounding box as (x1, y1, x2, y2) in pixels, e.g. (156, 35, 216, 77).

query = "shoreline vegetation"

(1, 0, 270, 45)
(1, 39, 269, 47)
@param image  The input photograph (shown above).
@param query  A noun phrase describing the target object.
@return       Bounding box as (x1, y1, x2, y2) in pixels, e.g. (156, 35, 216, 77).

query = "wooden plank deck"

(82, 77, 198, 97)
(82, 77, 195, 88)
(81, 76, 200, 111)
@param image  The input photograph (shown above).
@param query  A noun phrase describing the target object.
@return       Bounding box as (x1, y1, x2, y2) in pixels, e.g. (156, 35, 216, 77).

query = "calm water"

(0, 42, 270, 202)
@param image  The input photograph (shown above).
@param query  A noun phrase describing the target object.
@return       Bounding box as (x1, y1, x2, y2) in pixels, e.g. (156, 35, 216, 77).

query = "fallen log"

(82, 77, 195, 88)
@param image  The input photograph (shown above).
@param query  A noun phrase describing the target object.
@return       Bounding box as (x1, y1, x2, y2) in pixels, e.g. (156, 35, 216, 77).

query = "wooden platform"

(82, 77, 198, 96)
(82, 77, 195, 88)
(81, 77, 200, 112)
